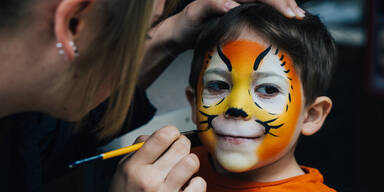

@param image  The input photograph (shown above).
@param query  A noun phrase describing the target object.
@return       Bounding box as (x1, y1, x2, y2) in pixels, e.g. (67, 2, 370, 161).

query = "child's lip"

(215, 133, 262, 145)
(215, 133, 262, 139)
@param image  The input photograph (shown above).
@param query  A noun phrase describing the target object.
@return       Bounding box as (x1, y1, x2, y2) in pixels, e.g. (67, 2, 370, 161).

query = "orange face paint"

(196, 40, 303, 172)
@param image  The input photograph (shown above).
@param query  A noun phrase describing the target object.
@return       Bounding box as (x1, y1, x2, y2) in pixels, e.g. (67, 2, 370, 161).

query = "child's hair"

(189, 3, 337, 105)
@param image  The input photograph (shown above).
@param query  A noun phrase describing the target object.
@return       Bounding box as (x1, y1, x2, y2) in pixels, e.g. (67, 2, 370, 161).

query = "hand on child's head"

(164, 0, 304, 50)
(235, 0, 305, 19)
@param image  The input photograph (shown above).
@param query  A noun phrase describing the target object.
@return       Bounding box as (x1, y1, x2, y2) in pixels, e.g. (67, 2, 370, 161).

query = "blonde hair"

(62, 0, 178, 140)
(68, 0, 153, 139)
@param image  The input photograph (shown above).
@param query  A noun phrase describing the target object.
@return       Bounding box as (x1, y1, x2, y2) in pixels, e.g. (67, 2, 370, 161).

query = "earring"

(56, 42, 65, 55)
(56, 41, 79, 57)
(69, 41, 79, 57)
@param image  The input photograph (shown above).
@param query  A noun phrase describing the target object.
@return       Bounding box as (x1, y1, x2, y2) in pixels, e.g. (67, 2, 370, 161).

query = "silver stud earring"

(69, 41, 79, 57)
(56, 41, 79, 58)
(56, 42, 65, 55)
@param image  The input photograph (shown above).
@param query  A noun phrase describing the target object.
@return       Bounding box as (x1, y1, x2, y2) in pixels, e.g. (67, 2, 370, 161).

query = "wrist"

(148, 15, 186, 59)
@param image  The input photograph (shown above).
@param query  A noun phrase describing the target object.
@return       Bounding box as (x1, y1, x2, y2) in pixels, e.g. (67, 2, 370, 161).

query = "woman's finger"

(182, 0, 240, 26)
(183, 177, 207, 192)
(153, 135, 191, 178)
(118, 135, 151, 163)
(134, 135, 150, 144)
(236, 0, 305, 19)
(286, 0, 305, 19)
(163, 153, 201, 191)
(129, 125, 181, 165)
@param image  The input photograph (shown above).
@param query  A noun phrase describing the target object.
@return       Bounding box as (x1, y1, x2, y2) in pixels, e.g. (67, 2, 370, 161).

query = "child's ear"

(185, 87, 197, 124)
(301, 96, 333, 136)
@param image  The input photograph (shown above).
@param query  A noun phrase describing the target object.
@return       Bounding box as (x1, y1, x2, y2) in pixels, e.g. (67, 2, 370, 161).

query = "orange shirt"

(192, 147, 336, 192)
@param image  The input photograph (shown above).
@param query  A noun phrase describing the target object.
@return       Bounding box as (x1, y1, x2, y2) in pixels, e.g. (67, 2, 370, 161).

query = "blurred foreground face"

(196, 36, 304, 172)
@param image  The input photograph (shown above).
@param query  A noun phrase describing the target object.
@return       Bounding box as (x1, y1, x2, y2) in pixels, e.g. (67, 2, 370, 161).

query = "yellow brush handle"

(102, 142, 145, 160)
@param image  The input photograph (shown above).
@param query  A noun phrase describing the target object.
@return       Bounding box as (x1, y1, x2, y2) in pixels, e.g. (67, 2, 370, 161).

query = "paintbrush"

(68, 129, 204, 168)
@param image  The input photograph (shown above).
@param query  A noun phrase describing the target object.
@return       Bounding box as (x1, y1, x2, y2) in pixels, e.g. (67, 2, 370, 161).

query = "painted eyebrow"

(254, 45, 272, 71)
(217, 44, 232, 72)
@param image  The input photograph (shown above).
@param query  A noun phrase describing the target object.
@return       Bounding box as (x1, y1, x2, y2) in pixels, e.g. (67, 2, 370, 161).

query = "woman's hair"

(189, 3, 337, 106)
(70, 0, 155, 139)
(1, 0, 176, 139)
(69, 0, 178, 139)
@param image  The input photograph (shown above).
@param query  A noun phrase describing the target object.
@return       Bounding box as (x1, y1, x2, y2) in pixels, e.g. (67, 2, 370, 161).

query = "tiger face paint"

(196, 40, 303, 172)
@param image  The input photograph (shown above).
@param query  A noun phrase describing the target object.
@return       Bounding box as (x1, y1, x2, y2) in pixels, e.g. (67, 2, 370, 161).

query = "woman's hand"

(109, 126, 206, 192)
(237, 0, 305, 18)
(162, 0, 305, 50)
(139, 0, 305, 89)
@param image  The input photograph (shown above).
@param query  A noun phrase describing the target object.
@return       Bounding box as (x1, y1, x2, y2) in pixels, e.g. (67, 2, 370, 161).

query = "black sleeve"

(84, 86, 157, 146)
(37, 87, 156, 184)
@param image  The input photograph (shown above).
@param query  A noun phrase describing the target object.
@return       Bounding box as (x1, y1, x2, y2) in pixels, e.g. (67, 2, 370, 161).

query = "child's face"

(193, 36, 305, 172)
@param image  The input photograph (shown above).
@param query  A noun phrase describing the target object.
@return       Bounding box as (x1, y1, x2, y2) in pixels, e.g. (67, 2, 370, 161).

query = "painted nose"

(225, 108, 249, 118)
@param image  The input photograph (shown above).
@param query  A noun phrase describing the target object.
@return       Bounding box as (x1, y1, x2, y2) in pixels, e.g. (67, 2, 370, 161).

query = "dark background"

(296, 1, 382, 191)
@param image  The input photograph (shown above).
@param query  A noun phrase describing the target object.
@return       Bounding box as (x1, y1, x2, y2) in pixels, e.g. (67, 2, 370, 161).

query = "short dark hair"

(189, 3, 337, 105)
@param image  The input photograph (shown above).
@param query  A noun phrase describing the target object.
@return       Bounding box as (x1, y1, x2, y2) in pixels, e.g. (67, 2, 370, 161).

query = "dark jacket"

(0, 88, 156, 192)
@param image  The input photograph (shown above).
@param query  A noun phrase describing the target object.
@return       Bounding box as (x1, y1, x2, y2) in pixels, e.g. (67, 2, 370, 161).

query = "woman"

(0, 0, 304, 191)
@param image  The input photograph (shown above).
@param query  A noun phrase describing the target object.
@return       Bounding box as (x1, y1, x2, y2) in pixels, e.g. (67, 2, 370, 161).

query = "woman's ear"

(54, 0, 93, 61)
(301, 96, 333, 136)
(185, 87, 197, 124)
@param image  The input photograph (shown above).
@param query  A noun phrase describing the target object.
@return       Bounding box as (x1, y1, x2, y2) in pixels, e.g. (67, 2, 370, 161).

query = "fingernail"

(286, 7, 296, 18)
(225, 1, 240, 11)
(296, 7, 305, 18)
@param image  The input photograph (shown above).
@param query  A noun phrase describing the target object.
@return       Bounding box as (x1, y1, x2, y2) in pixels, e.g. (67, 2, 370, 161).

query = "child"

(185, 3, 337, 191)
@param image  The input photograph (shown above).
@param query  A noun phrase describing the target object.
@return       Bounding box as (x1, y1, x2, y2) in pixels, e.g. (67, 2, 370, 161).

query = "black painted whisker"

(268, 132, 279, 137)
(255, 118, 284, 137)
(199, 111, 218, 129)
(264, 118, 278, 123)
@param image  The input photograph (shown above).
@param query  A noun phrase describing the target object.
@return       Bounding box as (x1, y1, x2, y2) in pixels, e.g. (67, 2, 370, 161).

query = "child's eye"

(205, 80, 230, 94)
(255, 84, 280, 98)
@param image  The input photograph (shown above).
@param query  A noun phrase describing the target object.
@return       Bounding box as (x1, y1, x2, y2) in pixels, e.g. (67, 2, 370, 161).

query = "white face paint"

(196, 40, 303, 173)
(251, 53, 290, 114)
